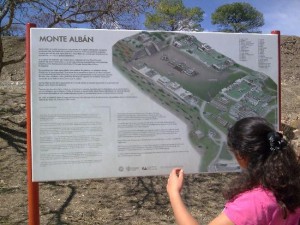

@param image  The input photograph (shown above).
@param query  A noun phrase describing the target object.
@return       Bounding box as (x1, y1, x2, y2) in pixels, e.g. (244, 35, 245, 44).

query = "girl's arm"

(208, 212, 234, 225)
(167, 168, 199, 225)
(167, 168, 234, 225)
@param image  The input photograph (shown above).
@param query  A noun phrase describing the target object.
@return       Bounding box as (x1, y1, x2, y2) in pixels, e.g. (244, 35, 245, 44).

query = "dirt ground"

(0, 35, 299, 225)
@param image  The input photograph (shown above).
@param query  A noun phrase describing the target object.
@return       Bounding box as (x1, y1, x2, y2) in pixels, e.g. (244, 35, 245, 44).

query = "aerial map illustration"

(112, 31, 278, 172)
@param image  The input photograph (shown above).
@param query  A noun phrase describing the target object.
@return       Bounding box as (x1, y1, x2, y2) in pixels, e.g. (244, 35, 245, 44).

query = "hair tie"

(267, 132, 287, 152)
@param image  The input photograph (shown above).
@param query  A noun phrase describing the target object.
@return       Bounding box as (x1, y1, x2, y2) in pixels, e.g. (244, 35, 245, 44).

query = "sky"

(183, 0, 300, 36)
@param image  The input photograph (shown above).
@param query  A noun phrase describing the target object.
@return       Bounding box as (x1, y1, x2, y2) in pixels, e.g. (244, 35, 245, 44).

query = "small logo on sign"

(142, 166, 157, 171)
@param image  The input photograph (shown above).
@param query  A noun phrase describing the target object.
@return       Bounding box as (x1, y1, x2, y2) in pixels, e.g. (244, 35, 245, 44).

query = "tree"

(0, 0, 157, 75)
(211, 2, 264, 33)
(144, 0, 204, 31)
(88, 0, 157, 30)
(26, 0, 157, 29)
(0, 0, 27, 73)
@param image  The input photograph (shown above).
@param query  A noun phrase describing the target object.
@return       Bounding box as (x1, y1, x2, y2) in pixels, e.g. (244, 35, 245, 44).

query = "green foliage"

(144, 0, 204, 31)
(211, 2, 264, 33)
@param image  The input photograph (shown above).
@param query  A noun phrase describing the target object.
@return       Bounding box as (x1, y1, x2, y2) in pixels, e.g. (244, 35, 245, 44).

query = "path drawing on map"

(112, 31, 278, 172)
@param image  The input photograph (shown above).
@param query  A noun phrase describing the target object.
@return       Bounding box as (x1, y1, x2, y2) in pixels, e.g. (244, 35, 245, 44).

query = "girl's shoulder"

(240, 186, 276, 202)
(224, 187, 300, 225)
(224, 187, 282, 224)
(229, 186, 277, 207)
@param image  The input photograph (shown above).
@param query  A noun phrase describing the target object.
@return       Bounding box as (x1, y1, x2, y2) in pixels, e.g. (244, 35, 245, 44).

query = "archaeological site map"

(30, 29, 278, 181)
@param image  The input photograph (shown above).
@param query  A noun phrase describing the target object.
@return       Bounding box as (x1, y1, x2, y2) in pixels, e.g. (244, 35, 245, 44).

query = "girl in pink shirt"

(167, 117, 300, 225)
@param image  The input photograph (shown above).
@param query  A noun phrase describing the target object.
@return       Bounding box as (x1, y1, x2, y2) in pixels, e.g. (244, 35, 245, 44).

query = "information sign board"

(30, 28, 279, 181)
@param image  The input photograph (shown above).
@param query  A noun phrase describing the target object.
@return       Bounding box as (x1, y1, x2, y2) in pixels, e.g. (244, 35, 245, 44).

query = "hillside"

(0, 35, 299, 224)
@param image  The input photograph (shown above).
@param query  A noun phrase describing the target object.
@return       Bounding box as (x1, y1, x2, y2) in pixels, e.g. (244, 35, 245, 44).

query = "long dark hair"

(224, 117, 300, 213)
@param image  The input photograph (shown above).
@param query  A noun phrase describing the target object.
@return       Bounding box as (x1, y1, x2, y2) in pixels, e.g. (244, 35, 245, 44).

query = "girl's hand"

(167, 168, 184, 196)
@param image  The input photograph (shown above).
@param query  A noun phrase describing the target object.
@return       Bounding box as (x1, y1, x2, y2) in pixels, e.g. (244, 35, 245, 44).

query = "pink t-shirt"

(224, 187, 300, 225)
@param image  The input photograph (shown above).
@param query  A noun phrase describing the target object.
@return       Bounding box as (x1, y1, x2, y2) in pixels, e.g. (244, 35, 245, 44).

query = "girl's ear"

(235, 153, 248, 169)
(235, 152, 243, 160)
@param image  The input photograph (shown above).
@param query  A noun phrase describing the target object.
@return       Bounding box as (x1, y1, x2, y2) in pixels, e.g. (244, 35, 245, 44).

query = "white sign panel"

(30, 28, 279, 181)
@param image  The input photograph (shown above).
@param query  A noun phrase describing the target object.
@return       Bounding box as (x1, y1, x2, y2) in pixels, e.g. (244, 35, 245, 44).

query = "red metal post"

(271, 30, 281, 130)
(26, 23, 40, 225)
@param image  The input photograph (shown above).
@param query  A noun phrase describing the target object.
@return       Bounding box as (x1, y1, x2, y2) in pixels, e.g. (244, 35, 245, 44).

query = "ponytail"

(224, 117, 300, 212)
(262, 142, 300, 212)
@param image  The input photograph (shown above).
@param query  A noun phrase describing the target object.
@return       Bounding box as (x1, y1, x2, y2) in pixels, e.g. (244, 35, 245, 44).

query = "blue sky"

(183, 0, 300, 36)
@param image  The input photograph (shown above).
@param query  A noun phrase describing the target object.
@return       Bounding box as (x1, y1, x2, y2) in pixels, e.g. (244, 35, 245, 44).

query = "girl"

(167, 117, 300, 225)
